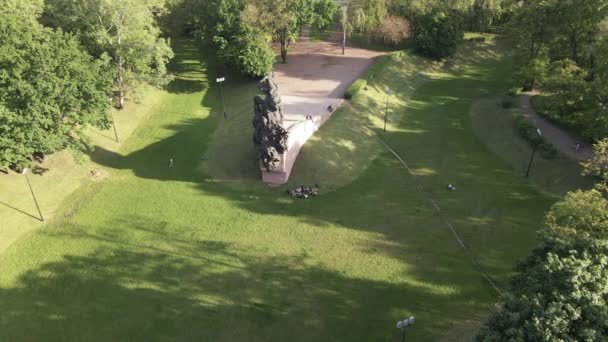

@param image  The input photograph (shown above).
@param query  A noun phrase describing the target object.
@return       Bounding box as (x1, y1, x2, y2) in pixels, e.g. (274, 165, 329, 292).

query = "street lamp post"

(216, 77, 227, 119)
(384, 88, 392, 132)
(22, 168, 44, 222)
(396, 316, 416, 342)
(525, 128, 542, 178)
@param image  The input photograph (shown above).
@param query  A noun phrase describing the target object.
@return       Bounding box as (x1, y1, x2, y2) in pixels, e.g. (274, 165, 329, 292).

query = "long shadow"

(165, 41, 209, 94)
(0, 217, 492, 341)
(0, 200, 40, 221)
(74, 37, 549, 340)
(88, 38, 550, 279)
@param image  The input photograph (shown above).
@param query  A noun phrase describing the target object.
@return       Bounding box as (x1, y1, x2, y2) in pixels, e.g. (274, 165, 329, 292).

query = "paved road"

(520, 91, 594, 161)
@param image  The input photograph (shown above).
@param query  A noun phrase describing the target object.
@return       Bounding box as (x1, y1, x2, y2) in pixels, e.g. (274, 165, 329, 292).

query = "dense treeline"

(164, 0, 509, 73)
(478, 139, 608, 341)
(163, 0, 337, 76)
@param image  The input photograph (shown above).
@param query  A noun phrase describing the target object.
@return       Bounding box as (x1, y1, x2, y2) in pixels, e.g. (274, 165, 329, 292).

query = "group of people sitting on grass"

(286, 184, 320, 198)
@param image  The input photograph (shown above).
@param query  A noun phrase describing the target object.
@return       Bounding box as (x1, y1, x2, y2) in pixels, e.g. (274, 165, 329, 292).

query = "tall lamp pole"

(216, 77, 227, 119)
(22, 168, 44, 222)
(525, 128, 542, 178)
(384, 88, 392, 132)
(396, 316, 416, 342)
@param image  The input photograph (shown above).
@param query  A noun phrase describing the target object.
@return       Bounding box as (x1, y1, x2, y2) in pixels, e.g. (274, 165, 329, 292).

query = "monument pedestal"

(261, 98, 342, 185)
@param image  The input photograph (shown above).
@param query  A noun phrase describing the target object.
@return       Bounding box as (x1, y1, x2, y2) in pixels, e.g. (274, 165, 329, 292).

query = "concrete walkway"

(520, 91, 594, 161)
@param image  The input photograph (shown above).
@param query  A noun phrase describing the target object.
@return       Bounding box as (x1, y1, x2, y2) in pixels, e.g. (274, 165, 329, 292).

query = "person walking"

(169, 158, 174, 167)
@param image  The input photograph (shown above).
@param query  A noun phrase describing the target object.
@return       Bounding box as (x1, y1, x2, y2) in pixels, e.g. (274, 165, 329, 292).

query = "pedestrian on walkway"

(169, 158, 174, 167)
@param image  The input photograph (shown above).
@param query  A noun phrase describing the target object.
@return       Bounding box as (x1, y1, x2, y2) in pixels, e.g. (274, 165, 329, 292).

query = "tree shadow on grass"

(164, 40, 209, 95)
(0, 216, 494, 341)
(77, 36, 556, 341)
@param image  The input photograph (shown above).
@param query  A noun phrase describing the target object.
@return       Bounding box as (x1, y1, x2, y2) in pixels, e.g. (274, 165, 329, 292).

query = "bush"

(220, 26, 274, 77)
(501, 98, 515, 108)
(413, 10, 463, 59)
(344, 79, 367, 100)
(467, 36, 486, 43)
(507, 88, 519, 97)
(514, 114, 557, 159)
(538, 142, 558, 159)
(373, 15, 410, 47)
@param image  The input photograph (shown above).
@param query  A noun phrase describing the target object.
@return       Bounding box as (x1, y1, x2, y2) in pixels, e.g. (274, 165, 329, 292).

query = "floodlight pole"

(396, 316, 415, 342)
(216, 77, 227, 119)
(23, 169, 44, 222)
(525, 128, 542, 178)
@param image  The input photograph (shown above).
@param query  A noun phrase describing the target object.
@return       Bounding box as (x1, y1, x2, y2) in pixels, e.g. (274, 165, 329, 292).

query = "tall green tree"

(478, 155, 608, 341)
(548, 0, 608, 65)
(477, 236, 608, 342)
(0, 0, 44, 22)
(242, 0, 337, 63)
(0, 15, 112, 170)
(412, 10, 463, 59)
(506, 0, 553, 90)
(219, 25, 275, 76)
(544, 59, 592, 116)
(42, 0, 174, 109)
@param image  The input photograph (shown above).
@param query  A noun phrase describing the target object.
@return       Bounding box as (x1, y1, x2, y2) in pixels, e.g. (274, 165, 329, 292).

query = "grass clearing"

(0, 37, 564, 341)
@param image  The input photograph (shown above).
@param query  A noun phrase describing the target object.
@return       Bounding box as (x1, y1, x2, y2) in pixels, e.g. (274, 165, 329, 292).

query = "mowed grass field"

(0, 37, 561, 341)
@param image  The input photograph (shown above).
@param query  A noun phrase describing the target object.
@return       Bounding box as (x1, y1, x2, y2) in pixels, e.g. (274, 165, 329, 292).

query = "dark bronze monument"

(253, 73, 289, 171)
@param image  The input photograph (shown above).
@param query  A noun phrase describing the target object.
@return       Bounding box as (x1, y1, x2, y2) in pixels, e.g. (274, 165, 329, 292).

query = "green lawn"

(471, 97, 592, 195)
(0, 37, 560, 341)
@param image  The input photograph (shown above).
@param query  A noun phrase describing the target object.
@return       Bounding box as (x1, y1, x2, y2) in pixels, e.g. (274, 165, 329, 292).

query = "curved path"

(520, 91, 594, 161)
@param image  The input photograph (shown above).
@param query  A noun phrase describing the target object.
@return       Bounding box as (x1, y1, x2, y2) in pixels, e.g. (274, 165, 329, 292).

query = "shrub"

(219, 26, 274, 77)
(413, 10, 463, 59)
(538, 142, 558, 159)
(501, 98, 515, 108)
(344, 79, 367, 100)
(507, 88, 519, 97)
(467, 36, 486, 43)
(514, 114, 557, 159)
(373, 15, 410, 47)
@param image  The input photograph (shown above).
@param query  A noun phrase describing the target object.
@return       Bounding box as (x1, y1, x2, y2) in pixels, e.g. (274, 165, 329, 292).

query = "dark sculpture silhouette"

(253, 74, 289, 171)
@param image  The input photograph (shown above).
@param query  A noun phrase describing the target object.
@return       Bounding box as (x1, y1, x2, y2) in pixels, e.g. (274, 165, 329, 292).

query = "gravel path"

(520, 91, 594, 161)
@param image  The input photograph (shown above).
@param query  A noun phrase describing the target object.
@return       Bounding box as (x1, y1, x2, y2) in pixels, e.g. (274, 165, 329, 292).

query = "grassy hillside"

(0, 37, 558, 341)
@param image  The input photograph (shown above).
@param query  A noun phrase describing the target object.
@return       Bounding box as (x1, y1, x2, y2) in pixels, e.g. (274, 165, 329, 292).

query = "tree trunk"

(281, 40, 287, 63)
(116, 12, 125, 110)
(570, 33, 578, 64)
(342, 27, 346, 55)
(117, 68, 125, 110)
(280, 30, 288, 63)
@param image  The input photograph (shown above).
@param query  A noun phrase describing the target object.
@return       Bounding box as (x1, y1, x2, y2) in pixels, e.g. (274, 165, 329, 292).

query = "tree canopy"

(242, 0, 337, 63)
(0, 13, 112, 170)
(42, 0, 174, 109)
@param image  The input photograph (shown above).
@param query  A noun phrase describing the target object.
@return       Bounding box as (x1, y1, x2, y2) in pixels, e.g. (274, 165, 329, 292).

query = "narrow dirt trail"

(520, 91, 594, 161)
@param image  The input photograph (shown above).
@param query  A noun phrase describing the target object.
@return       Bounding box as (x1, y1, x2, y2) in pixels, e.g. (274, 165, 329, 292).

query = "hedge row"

(344, 79, 367, 100)
(514, 114, 558, 159)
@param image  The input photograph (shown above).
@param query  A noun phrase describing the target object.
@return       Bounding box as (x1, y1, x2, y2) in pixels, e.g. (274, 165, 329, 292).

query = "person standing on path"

(169, 158, 174, 167)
